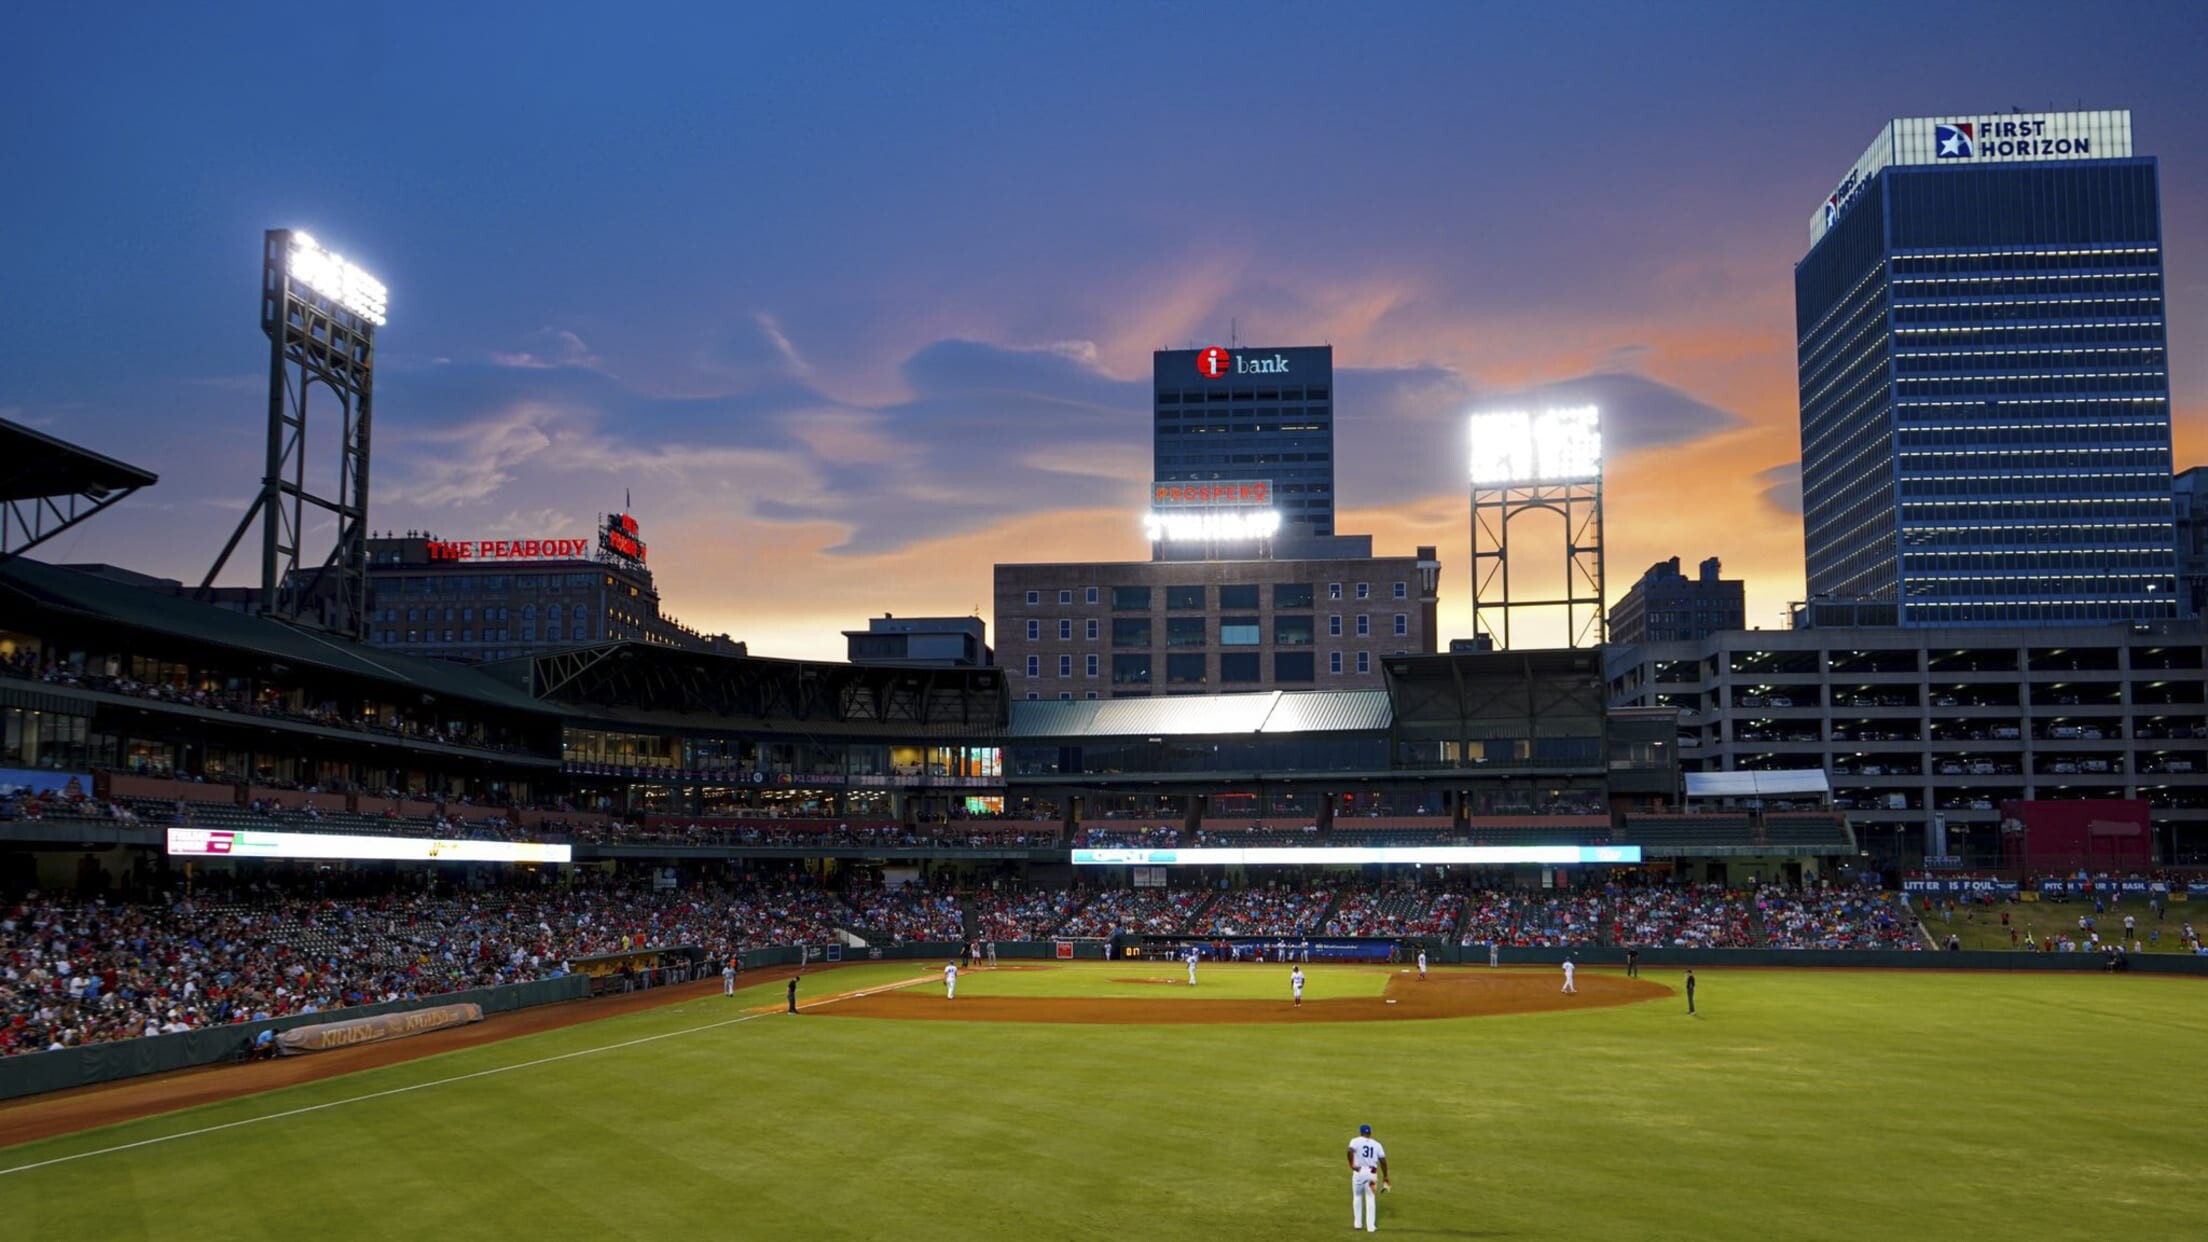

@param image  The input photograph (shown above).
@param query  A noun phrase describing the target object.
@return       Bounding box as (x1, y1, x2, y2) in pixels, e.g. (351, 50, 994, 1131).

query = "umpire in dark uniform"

(1625, 947, 1640, 978)
(1684, 968, 1697, 1015)
(787, 975, 800, 1014)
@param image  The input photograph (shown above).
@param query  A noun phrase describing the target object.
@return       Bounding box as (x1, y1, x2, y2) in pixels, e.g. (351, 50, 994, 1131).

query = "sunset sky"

(5, 1, 2204, 658)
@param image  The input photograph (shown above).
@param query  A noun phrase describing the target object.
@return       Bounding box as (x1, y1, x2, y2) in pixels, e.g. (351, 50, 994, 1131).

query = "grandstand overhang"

(0, 419, 158, 562)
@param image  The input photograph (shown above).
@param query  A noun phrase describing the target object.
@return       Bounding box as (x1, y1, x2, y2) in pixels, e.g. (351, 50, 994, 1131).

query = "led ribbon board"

(166, 828, 572, 864)
(1072, 845, 1642, 866)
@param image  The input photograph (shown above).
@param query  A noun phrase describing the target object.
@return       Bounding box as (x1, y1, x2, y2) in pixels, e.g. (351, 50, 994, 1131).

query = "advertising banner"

(1902, 879, 2020, 897)
(1072, 845, 1641, 867)
(166, 828, 572, 865)
(275, 1003, 483, 1055)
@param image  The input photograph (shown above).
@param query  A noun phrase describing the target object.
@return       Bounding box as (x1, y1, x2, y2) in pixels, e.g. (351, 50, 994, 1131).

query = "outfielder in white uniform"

(1416, 949, 1428, 980)
(1291, 965, 1305, 1007)
(1561, 958, 1577, 994)
(944, 962, 958, 1000)
(1186, 948, 1199, 986)
(1347, 1124, 1390, 1233)
(722, 961, 737, 996)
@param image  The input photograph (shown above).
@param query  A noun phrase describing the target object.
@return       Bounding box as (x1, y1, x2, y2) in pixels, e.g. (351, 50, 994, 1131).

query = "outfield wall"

(0, 975, 590, 1103)
(1432, 945, 2208, 976)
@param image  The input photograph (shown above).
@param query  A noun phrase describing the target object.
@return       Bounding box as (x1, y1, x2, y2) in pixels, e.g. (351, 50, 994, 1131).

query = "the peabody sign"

(428, 538, 590, 561)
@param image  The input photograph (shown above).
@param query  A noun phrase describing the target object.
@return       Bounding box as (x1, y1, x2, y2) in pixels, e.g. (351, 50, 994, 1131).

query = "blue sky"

(4, 1, 2204, 654)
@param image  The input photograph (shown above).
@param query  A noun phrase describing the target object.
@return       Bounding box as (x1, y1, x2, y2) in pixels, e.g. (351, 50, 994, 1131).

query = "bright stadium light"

(287, 231, 389, 326)
(1143, 508, 1283, 542)
(1469, 405, 1601, 484)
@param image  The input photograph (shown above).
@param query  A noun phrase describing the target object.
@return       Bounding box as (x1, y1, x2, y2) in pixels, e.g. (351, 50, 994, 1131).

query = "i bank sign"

(1195, 346, 1291, 378)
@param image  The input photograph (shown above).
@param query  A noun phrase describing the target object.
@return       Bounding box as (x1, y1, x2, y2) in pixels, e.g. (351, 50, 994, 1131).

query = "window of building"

(548, 624, 562, 642)
(1394, 614, 1408, 636)
(1112, 586, 1152, 611)
(1166, 653, 1207, 685)
(1220, 652, 1261, 682)
(1220, 617, 1261, 645)
(461, 607, 474, 622)
(1059, 655, 1073, 678)
(1329, 615, 1342, 637)
(1275, 583, 1315, 609)
(1112, 654, 1152, 686)
(1274, 615, 1314, 646)
(1086, 587, 1099, 605)
(1166, 616, 1206, 647)
(1219, 584, 1260, 610)
(1085, 691, 1098, 700)
(1328, 583, 1343, 600)
(1166, 584, 1206, 610)
(1275, 652, 1315, 682)
(1393, 581, 1408, 599)
(1356, 583, 1371, 600)
(1357, 652, 1371, 675)
(1113, 618, 1153, 647)
(1027, 619, 1040, 641)
(1356, 615, 1370, 637)
(1086, 618, 1100, 640)
(407, 608, 419, 623)
(1060, 692, 1072, 700)
(1026, 590, 1040, 605)
(521, 625, 535, 641)
(1055, 589, 1070, 605)
(1330, 651, 1343, 675)
(574, 604, 586, 620)
(1059, 618, 1073, 640)
(1086, 654, 1099, 678)
(1027, 692, 1039, 700)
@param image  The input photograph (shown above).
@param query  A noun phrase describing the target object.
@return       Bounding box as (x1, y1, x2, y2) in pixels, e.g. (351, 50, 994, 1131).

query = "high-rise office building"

(1796, 110, 2180, 627)
(1153, 345, 1335, 546)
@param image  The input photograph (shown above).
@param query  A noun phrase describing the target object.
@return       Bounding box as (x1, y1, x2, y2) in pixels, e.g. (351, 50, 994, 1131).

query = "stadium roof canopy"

(1004, 690, 1393, 740)
(0, 557, 555, 717)
(509, 642, 1009, 737)
(0, 418, 159, 559)
(1684, 770, 1831, 798)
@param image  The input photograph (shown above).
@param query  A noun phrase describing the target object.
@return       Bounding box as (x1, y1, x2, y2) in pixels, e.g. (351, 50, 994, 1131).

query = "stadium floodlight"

(1142, 508, 1283, 542)
(287, 231, 388, 325)
(1469, 405, 1601, 484)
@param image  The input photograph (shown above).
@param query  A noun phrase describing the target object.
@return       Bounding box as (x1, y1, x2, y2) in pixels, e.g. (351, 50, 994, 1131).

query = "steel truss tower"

(202, 229, 378, 638)
(1470, 479, 1605, 650)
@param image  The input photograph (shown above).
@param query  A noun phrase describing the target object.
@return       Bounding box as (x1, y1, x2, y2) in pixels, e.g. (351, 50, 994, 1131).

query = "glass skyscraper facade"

(1153, 345, 1335, 540)
(1796, 111, 2180, 626)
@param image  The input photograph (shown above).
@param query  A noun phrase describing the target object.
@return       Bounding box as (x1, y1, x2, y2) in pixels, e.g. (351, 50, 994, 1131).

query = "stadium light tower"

(1468, 404, 1605, 649)
(201, 230, 385, 638)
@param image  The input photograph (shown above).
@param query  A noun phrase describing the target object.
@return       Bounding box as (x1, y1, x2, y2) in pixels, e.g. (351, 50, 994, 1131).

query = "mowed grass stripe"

(1, 970, 2204, 1240)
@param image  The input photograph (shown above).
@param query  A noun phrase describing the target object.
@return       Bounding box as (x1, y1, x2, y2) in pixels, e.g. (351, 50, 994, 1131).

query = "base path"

(819, 966, 1671, 1025)
(0, 966, 862, 1150)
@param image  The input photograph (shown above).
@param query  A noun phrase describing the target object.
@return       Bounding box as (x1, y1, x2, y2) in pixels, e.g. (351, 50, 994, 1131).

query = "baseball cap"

(1359, 1125, 1372, 1135)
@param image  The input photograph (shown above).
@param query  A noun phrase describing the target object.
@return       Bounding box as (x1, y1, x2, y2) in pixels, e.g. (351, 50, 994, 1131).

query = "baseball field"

(2, 962, 2203, 1239)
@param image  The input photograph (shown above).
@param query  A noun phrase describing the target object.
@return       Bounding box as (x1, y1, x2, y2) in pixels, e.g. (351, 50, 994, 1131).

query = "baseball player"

(1416, 948, 1428, 980)
(986, 940, 998, 968)
(723, 957, 737, 996)
(1291, 965, 1305, 1007)
(1347, 1124, 1390, 1233)
(944, 960, 958, 1000)
(1186, 946, 1199, 986)
(1561, 958, 1577, 994)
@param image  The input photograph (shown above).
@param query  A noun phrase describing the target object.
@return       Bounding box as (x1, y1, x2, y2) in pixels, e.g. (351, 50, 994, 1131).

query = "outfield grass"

(3, 963, 2205, 1240)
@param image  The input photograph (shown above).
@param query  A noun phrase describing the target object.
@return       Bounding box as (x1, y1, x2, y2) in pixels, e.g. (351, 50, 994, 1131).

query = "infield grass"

(2, 963, 2204, 1240)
